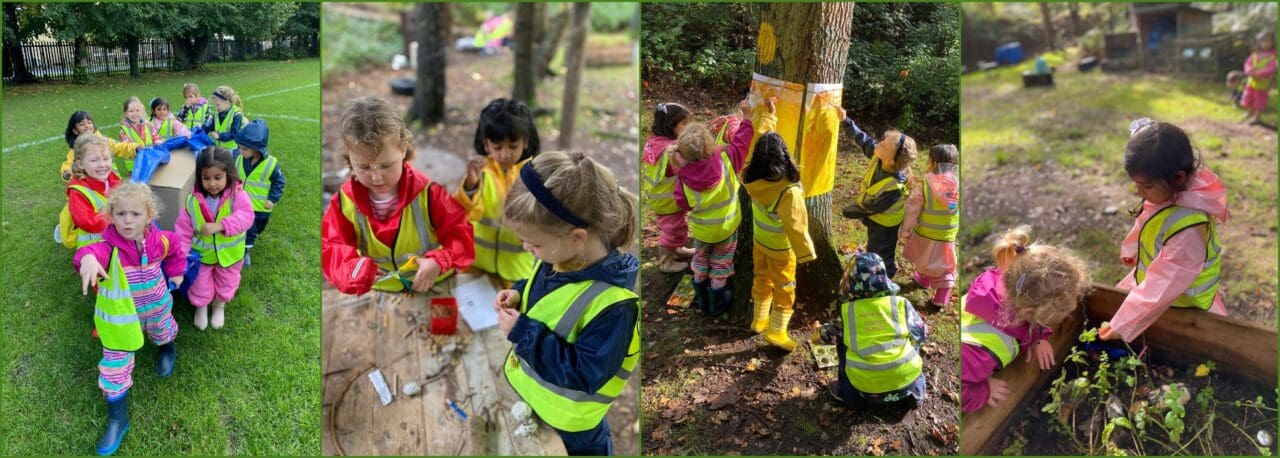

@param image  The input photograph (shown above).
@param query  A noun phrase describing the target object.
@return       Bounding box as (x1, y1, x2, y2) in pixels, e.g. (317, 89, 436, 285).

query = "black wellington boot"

(156, 342, 176, 378)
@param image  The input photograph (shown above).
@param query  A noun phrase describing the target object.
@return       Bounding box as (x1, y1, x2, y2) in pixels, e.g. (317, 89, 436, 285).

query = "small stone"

(1104, 206, 1119, 216)
(402, 382, 421, 397)
(512, 401, 533, 422)
(1258, 430, 1273, 447)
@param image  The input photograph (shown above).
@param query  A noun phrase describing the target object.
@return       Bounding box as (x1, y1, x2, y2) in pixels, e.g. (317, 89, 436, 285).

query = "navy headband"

(519, 164, 591, 228)
(895, 133, 906, 158)
(212, 92, 229, 102)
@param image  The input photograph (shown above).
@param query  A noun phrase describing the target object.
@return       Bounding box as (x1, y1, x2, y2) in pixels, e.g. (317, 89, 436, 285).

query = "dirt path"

(322, 45, 641, 454)
(639, 81, 960, 456)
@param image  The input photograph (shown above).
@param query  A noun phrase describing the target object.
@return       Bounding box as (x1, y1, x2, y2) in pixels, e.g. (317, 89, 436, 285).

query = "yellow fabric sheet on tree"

(749, 73, 843, 198)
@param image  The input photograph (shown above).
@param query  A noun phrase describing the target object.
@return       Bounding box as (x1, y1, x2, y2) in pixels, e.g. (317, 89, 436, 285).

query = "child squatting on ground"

(899, 144, 961, 307)
(322, 96, 475, 296)
(455, 98, 540, 284)
(839, 113, 918, 279)
(1099, 119, 1229, 343)
(234, 119, 286, 266)
(824, 251, 928, 409)
(673, 101, 755, 317)
(741, 97, 816, 351)
(174, 147, 254, 331)
(75, 182, 186, 455)
(960, 226, 1091, 414)
(642, 102, 696, 272)
(493, 151, 640, 456)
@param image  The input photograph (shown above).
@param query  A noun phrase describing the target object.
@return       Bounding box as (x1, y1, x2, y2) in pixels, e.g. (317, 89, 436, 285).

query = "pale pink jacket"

(1112, 169, 1229, 342)
(899, 170, 959, 286)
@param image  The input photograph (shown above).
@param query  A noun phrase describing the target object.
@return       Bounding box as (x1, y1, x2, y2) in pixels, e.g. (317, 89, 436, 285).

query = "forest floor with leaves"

(639, 81, 961, 456)
(321, 42, 641, 453)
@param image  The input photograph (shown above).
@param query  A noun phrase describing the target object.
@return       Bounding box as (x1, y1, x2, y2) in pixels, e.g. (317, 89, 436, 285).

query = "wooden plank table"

(321, 281, 566, 456)
(962, 284, 1278, 455)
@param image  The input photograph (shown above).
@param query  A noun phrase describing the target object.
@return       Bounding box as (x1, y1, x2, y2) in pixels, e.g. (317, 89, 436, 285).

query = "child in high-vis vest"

(322, 96, 475, 295)
(826, 251, 927, 409)
(1099, 119, 1229, 343)
(233, 119, 285, 266)
(674, 104, 755, 317)
(642, 101, 695, 272)
(178, 83, 211, 131)
(148, 97, 191, 141)
(74, 182, 186, 455)
(203, 86, 245, 150)
(1241, 31, 1276, 124)
(899, 144, 960, 307)
(960, 226, 1090, 413)
(741, 97, 816, 350)
(455, 98, 540, 284)
(174, 147, 254, 330)
(839, 113, 918, 278)
(118, 96, 161, 176)
(60, 111, 139, 181)
(493, 151, 640, 456)
(65, 135, 121, 250)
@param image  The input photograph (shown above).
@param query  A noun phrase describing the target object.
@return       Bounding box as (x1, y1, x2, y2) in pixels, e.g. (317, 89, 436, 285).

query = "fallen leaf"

(746, 358, 761, 371)
(709, 392, 741, 410)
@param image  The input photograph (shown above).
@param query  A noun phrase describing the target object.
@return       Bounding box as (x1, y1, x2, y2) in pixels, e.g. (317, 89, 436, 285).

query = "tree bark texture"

(127, 36, 140, 77)
(535, 6, 569, 80)
(512, 3, 540, 107)
(1040, 3, 1057, 50)
(731, 2, 853, 320)
(557, 3, 590, 151)
(411, 2, 447, 127)
(3, 3, 34, 82)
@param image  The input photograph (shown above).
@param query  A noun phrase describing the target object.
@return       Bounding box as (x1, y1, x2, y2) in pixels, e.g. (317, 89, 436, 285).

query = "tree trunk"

(1067, 3, 1082, 40)
(171, 39, 191, 71)
(3, 3, 34, 82)
(557, 3, 590, 150)
(410, 2, 447, 128)
(127, 36, 140, 77)
(535, 6, 569, 80)
(513, 3, 540, 107)
(1039, 3, 1056, 51)
(72, 37, 89, 83)
(732, 2, 854, 321)
(192, 35, 210, 69)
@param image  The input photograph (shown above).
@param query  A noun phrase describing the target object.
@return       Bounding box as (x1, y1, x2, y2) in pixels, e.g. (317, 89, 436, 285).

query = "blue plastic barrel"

(995, 42, 1025, 66)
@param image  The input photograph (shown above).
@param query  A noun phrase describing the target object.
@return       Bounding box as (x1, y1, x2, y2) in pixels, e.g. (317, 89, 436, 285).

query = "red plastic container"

(430, 297, 458, 335)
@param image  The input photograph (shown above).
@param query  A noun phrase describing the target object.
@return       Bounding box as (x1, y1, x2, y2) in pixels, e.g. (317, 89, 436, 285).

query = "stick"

(328, 361, 374, 456)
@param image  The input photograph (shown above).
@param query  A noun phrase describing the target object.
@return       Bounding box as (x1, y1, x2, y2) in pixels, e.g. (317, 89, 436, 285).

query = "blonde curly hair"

(340, 96, 416, 166)
(104, 182, 163, 222)
(993, 225, 1092, 328)
(676, 122, 713, 163)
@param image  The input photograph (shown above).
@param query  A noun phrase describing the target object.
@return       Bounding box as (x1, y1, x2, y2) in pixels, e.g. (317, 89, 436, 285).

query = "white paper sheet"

(454, 273, 500, 331)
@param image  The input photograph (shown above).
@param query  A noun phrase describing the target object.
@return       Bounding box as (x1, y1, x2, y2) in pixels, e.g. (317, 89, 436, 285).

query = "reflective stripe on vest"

(959, 298, 1019, 368)
(187, 194, 247, 267)
(841, 296, 923, 393)
(1135, 205, 1221, 310)
(751, 184, 797, 251)
(641, 151, 678, 215)
(338, 185, 453, 292)
(69, 185, 107, 248)
(504, 259, 639, 432)
(913, 176, 960, 241)
(1248, 54, 1275, 90)
(95, 248, 145, 352)
(684, 150, 741, 243)
(472, 167, 534, 282)
(213, 106, 242, 149)
(859, 157, 905, 227)
(237, 154, 278, 213)
(184, 104, 211, 130)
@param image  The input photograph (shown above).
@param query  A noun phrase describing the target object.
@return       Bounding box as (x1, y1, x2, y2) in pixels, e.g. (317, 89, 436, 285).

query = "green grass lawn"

(1, 59, 321, 455)
(960, 48, 1277, 318)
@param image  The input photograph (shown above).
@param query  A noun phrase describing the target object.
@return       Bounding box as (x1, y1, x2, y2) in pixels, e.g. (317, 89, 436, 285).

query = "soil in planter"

(997, 339, 1278, 456)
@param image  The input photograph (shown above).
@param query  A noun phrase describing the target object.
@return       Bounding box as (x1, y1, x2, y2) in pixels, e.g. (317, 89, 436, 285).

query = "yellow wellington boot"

(763, 308, 797, 351)
(750, 298, 771, 334)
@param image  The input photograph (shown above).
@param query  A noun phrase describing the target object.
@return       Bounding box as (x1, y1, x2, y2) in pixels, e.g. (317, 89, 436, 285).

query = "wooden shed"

(1104, 3, 1217, 72)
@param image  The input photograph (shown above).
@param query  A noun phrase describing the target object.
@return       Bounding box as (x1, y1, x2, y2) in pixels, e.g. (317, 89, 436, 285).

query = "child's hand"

(411, 257, 441, 292)
(79, 256, 108, 295)
(201, 222, 224, 236)
(496, 306, 521, 336)
(210, 132, 220, 140)
(765, 97, 776, 114)
(463, 158, 484, 191)
(986, 377, 1010, 408)
(738, 98, 751, 118)
(1029, 339, 1055, 370)
(1098, 322, 1121, 341)
(495, 289, 521, 309)
(168, 275, 184, 290)
(264, 200, 276, 210)
(836, 106, 847, 121)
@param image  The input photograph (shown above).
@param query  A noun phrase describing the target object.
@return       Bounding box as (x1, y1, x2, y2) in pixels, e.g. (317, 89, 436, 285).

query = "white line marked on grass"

(3, 82, 320, 154)
(253, 113, 320, 124)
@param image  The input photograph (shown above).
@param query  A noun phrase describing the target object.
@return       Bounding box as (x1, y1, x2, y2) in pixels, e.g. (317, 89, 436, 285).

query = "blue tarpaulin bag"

(129, 130, 217, 183)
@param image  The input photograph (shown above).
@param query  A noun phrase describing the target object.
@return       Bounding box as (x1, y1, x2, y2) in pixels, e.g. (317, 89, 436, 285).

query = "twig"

(323, 367, 353, 377)
(327, 361, 374, 456)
